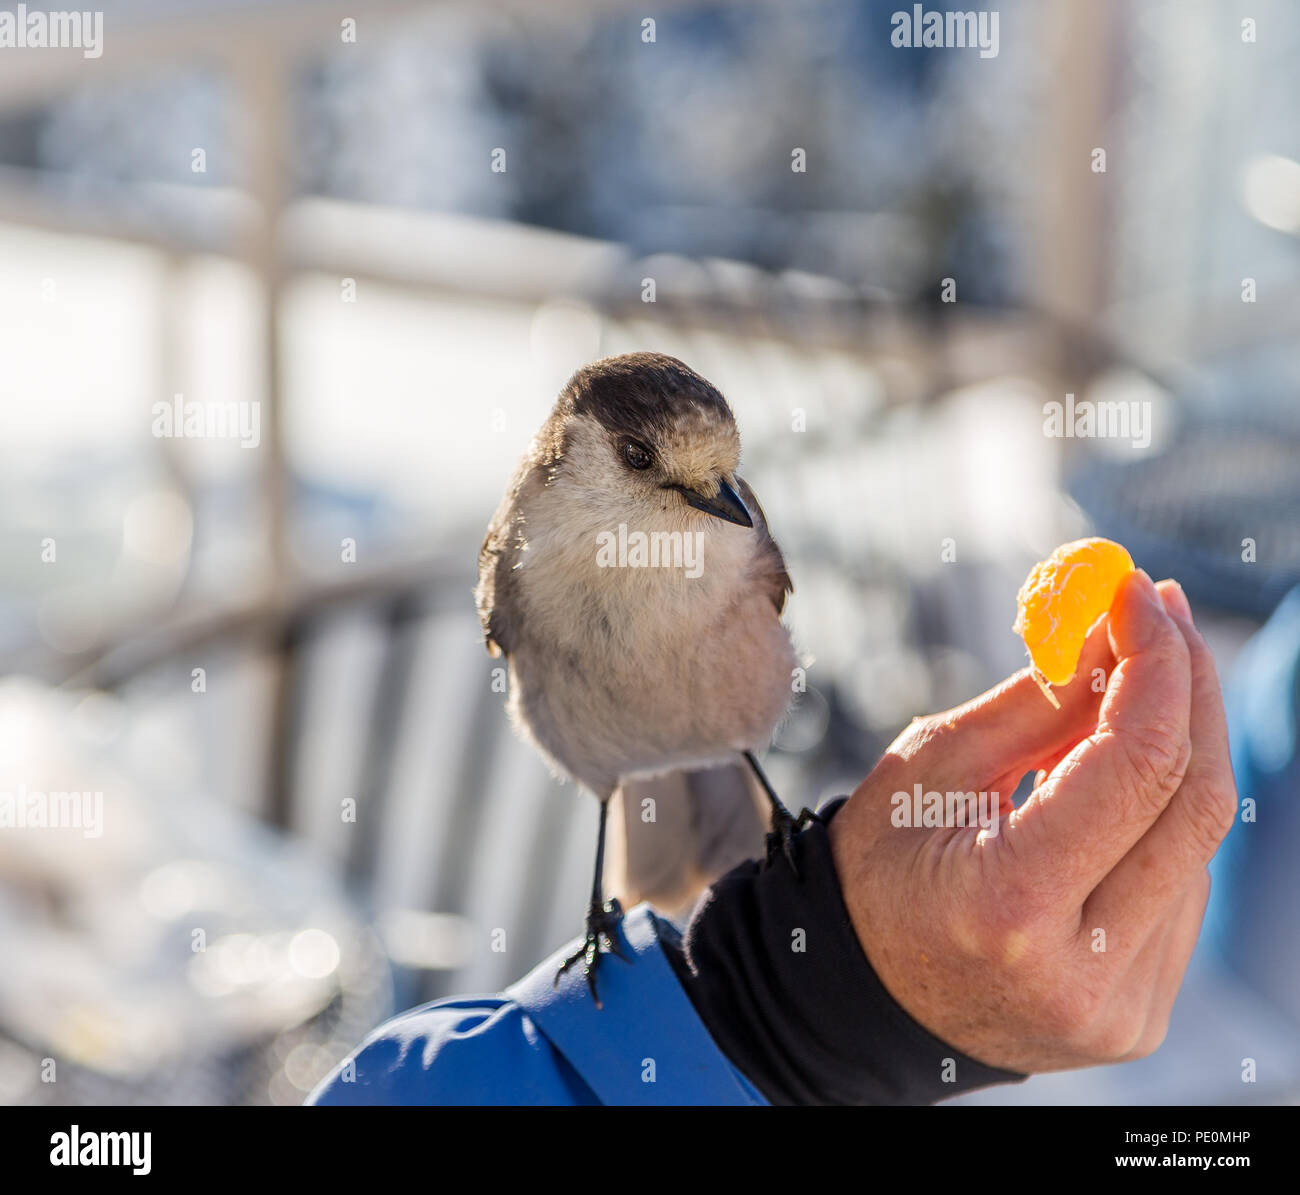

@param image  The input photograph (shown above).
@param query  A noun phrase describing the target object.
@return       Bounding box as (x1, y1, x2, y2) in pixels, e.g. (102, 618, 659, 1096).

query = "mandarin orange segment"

(1013, 537, 1135, 702)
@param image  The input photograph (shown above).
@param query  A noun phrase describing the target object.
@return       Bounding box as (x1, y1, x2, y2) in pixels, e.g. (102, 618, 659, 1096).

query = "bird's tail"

(604, 762, 769, 924)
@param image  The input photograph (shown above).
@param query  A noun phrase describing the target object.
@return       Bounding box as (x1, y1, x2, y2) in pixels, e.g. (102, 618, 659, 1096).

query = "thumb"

(889, 614, 1115, 799)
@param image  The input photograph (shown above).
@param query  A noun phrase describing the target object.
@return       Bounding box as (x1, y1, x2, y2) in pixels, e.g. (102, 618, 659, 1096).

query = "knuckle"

(1110, 1016, 1150, 1061)
(1035, 969, 1148, 1062)
(1094, 1026, 1142, 1063)
(1040, 982, 1105, 1042)
(911, 713, 951, 750)
(1118, 726, 1190, 811)
(888, 714, 939, 762)
(1184, 784, 1237, 858)
(1212, 783, 1239, 836)
(1073, 999, 1145, 1061)
(972, 902, 1039, 963)
(1126, 1014, 1171, 1062)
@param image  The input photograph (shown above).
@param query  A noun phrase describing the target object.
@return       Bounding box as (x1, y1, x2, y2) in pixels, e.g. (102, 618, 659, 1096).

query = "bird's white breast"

(504, 484, 794, 794)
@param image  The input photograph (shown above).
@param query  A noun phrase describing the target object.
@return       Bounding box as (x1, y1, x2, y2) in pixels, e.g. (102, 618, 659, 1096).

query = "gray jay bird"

(476, 352, 802, 1002)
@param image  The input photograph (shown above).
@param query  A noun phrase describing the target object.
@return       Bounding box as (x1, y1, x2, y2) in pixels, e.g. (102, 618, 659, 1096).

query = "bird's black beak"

(669, 477, 753, 527)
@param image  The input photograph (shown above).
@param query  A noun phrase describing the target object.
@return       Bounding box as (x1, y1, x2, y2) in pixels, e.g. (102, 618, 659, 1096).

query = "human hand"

(828, 571, 1236, 1074)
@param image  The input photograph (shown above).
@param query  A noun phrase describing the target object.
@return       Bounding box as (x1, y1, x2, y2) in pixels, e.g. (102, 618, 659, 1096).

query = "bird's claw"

(554, 897, 629, 1008)
(764, 806, 818, 879)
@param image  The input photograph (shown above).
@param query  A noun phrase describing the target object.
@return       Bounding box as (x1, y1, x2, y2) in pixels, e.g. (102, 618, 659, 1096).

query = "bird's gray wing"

(606, 763, 768, 922)
(475, 460, 537, 658)
(475, 509, 516, 658)
(477, 415, 572, 657)
(735, 475, 793, 616)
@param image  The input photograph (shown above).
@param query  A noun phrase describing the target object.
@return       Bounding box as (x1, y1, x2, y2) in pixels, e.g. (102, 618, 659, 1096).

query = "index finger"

(1002, 569, 1192, 903)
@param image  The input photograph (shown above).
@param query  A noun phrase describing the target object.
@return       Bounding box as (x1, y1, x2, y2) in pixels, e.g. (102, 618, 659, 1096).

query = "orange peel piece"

(1014, 537, 1135, 707)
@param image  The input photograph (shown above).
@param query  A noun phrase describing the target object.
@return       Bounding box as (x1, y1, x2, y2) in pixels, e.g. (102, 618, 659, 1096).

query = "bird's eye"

(622, 441, 653, 470)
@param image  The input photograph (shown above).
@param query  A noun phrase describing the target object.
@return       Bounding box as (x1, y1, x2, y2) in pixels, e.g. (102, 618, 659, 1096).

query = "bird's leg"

(743, 750, 816, 879)
(555, 794, 629, 1008)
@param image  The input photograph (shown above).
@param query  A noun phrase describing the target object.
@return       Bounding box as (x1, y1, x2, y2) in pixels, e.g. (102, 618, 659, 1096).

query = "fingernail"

(1164, 580, 1193, 622)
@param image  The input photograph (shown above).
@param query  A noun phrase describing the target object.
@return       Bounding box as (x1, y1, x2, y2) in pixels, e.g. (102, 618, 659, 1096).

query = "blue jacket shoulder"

(308, 905, 766, 1107)
(308, 997, 596, 1105)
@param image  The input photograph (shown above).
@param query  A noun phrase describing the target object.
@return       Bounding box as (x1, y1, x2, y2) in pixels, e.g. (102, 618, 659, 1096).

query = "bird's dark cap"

(560, 352, 735, 444)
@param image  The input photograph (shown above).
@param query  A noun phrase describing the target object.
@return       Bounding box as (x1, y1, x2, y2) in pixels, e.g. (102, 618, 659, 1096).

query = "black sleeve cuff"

(662, 797, 1027, 1105)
